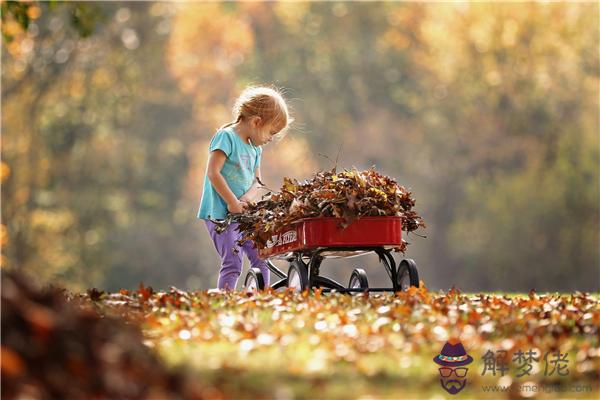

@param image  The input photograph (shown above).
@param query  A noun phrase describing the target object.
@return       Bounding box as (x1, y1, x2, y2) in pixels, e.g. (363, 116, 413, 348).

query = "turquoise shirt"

(198, 127, 262, 220)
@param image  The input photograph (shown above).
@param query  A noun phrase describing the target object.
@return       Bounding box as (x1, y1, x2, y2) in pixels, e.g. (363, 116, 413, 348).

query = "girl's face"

(250, 117, 283, 146)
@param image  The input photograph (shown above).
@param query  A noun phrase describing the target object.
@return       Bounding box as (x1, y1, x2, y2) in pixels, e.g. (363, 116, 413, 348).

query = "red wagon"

(243, 216, 420, 293)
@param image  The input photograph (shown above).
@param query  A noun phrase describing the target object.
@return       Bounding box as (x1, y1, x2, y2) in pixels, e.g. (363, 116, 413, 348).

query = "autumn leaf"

(216, 167, 425, 250)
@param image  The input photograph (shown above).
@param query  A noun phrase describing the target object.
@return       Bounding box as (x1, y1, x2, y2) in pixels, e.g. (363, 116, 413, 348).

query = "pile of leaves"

(0, 272, 214, 400)
(216, 167, 425, 251)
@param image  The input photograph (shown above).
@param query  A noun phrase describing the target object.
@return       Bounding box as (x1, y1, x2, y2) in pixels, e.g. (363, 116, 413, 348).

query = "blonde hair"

(220, 86, 293, 135)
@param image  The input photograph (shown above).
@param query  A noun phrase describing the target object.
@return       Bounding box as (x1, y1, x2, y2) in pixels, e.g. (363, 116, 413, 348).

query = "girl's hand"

(239, 194, 253, 204)
(227, 200, 246, 214)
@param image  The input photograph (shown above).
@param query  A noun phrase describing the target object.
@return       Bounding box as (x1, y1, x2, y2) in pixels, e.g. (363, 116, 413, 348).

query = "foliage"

(1, 1, 104, 42)
(234, 2, 600, 291)
(1, 2, 211, 290)
(0, 272, 209, 399)
(2, 267, 599, 398)
(82, 284, 599, 399)
(215, 167, 424, 251)
(1, 2, 598, 291)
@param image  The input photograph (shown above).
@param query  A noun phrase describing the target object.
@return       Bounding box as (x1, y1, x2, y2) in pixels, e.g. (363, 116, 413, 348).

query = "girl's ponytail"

(219, 114, 242, 130)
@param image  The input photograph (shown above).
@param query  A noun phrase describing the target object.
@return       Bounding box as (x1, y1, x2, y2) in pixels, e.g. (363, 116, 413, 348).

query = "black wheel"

(287, 260, 309, 292)
(244, 267, 265, 291)
(397, 259, 419, 291)
(348, 268, 369, 292)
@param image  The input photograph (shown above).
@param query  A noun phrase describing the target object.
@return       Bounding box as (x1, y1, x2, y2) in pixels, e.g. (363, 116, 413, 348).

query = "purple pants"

(205, 220, 270, 290)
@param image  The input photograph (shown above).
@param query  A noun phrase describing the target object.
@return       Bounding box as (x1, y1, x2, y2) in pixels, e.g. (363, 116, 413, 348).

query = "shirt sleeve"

(208, 129, 234, 157)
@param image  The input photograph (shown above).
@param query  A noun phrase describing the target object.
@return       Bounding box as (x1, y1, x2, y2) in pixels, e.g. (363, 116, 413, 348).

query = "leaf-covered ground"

(83, 286, 599, 399)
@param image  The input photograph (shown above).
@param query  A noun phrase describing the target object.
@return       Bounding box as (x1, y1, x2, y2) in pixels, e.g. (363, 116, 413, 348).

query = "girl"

(198, 86, 292, 290)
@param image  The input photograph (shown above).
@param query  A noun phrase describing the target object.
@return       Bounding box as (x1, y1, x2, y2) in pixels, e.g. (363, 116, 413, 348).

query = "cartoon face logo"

(433, 339, 473, 395)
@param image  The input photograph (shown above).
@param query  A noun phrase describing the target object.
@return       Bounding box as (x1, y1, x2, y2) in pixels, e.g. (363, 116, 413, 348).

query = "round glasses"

(439, 367, 468, 378)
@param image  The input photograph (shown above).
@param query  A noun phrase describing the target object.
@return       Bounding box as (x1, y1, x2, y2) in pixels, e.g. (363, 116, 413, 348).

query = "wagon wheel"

(397, 259, 419, 291)
(287, 260, 309, 292)
(348, 268, 369, 292)
(244, 267, 265, 291)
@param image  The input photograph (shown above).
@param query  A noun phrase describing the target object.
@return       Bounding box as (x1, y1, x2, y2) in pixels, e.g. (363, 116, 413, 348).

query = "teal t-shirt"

(198, 127, 262, 220)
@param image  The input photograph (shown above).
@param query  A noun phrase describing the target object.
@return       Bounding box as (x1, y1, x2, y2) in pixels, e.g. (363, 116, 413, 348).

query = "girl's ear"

(251, 116, 262, 127)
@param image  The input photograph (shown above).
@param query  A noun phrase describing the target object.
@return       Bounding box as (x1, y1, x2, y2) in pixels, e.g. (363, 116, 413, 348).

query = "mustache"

(441, 378, 467, 395)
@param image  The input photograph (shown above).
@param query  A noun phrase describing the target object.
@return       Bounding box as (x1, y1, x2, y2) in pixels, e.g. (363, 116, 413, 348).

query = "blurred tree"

(223, 2, 599, 290)
(2, 1, 598, 292)
(407, 3, 600, 290)
(1, 1, 104, 41)
(2, 2, 214, 290)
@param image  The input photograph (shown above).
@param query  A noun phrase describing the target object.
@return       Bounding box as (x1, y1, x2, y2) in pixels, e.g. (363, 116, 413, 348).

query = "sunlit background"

(2, 1, 598, 292)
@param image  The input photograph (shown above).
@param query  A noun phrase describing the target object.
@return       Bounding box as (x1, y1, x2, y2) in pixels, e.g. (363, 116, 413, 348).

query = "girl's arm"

(240, 166, 263, 203)
(207, 150, 244, 214)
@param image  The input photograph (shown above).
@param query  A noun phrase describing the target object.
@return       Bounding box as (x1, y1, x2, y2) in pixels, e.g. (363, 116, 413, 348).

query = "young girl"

(198, 86, 292, 290)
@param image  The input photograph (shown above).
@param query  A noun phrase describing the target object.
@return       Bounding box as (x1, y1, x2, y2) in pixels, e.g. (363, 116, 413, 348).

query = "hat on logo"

(433, 339, 473, 367)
